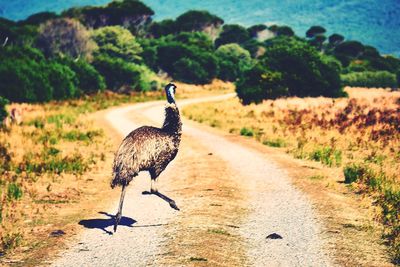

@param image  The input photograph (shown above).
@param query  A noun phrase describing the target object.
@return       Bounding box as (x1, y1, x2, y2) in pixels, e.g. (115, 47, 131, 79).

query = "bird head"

(165, 83, 177, 104)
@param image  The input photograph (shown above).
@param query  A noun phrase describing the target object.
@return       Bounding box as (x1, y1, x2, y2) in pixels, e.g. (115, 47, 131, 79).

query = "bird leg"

(114, 184, 127, 232)
(150, 179, 157, 194)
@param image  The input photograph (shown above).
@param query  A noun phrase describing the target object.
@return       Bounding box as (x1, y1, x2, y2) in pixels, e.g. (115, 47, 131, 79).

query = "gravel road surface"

(51, 94, 332, 267)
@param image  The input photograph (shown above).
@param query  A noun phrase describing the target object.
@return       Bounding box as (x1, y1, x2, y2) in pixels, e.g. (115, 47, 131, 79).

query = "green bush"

(240, 127, 254, 137)
(263, 37, 343, 97)
(341, 71, 397, 88)
(156, 42, 219, 84)
(216, 43, 253, 82)
(92, 56, 141, 91)
(0, 58, 52, 102)
(46, 62, 78, 100)
(343, 164, 365, 184)
(59, 58, 106, 94)
(7, 183, 23, 201)
(236, 64, 287, 104)
(92, 26, 143, 62)
(0, 96, 9, 123)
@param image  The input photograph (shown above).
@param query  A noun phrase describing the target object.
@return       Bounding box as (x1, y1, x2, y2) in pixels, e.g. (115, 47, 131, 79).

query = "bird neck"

(162, 103, 182, 136)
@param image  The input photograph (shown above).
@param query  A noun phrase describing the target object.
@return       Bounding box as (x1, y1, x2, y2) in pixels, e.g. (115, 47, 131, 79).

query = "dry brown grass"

(183, 86, 400, 263)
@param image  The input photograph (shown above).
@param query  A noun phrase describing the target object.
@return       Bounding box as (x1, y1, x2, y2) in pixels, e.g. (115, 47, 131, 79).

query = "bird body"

(111, 83, 181, 232)
(111, 103, 182, 187)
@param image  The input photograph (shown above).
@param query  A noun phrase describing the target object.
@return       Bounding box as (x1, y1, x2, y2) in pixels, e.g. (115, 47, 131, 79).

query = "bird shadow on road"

(79, 212, 136, 235)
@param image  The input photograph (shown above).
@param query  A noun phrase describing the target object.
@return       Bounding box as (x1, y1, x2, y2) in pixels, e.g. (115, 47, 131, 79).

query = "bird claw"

(169, 201, 180, 211)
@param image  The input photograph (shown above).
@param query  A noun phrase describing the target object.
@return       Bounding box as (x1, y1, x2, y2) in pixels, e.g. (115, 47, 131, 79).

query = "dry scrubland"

(0, 81, 232, 264)
(183, 87, 400, 261)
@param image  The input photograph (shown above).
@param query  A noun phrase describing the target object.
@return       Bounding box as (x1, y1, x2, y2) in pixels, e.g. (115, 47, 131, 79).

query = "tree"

(0, 96, 9, 124)
(306, 26, 326, 38)
(58, 58, 106, 94)
(92, 26, 143, 62)
(21, 11, 58, 25)
(269, 25, 295, 37)
(172, 31, 214, 51)
(236, 64, 287, 104)
(37, 18, 96, 59)
(262, 37, 343, 97)
(247, 24, 268, 38)
(216, 43, 253, 81)
(63, 0, 154, 30)
(148, 19, 176, 37)
(215, 24, 250, 47)
(156, 42, 219, 84)
(397, 70, 400, 88)
(46, 62, 78, 100)
(334, 41, 364, 58)
(328, 33, 344, 46)
(92, 56, 141, 91)
(0, 46, 54, 102)
(175, 10, 223, 32)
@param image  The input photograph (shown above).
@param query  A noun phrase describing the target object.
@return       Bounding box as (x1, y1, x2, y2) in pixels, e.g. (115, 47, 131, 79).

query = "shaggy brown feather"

(111, 104, 182, 188)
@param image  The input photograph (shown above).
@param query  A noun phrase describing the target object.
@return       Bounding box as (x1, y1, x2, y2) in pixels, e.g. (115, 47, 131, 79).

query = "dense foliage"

(341, 71, 397, 88)
(0, 97, 8, 123)
(0, 0, 399, 106)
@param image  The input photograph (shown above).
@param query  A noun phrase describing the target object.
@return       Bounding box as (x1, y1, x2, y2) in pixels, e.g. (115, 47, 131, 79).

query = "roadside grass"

(183, 87, 400, 262)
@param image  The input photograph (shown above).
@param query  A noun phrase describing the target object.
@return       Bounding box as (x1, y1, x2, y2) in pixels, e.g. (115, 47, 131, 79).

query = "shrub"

(92, 26, 143, 62)
(7, 183, 23, 201)
(236, 64, 287, 104)
(59, 58, 106, 94)
(156, 42, 219, 84)
(46, 62, 78, 100)
(172, 58, 208, 84)
(0, 96, 9, 123)
(92, 56, 141, 91)
(215, 43, 253, 81)
(148, 19, 176, 37)
(343, 164, 365, 184)
(263, 37, 343, 97)
(240, 127, 254, 136)
(341, 71, 397, 88)
(0, 57, 52, 102)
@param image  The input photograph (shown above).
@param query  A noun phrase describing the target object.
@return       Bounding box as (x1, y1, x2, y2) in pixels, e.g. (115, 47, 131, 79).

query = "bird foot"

(169, 201, 180, 211)
(114, 212, 121, 232)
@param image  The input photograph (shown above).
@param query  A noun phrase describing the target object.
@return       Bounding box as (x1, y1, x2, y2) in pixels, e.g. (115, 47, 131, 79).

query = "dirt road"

(51, 94, 331, 266)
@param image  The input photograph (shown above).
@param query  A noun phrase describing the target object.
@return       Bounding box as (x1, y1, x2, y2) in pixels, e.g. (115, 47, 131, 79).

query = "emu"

(111, 83, 182, 232)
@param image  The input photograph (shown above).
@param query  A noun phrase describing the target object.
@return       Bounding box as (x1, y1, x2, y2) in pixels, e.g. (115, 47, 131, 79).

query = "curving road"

(51, 94, 332, 266)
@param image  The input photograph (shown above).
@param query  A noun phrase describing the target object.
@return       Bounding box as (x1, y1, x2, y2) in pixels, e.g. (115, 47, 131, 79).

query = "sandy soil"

(49, 94, 336, 266)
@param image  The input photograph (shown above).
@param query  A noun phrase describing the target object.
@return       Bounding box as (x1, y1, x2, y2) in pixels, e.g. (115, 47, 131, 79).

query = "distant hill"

(0, 0, 399, 56)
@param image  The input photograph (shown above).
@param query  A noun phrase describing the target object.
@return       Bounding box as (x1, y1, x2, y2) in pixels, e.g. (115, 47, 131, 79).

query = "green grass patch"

(308, 175, 325, 180)
(208, 228, 231, 236)
(309, 146, 342, 167)
(263, 138, 286, 147)
(7, 183, 23, 201)
(240, 127, 254, 137)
